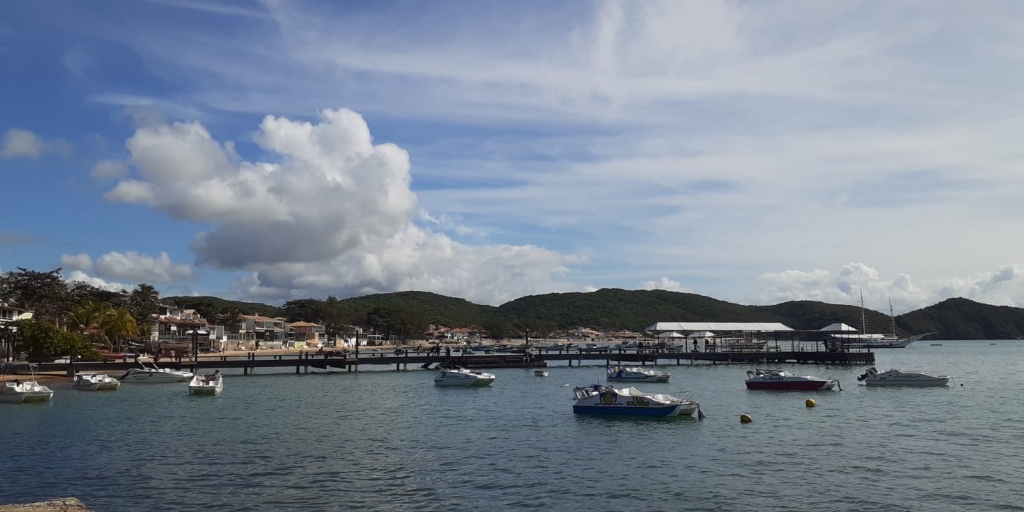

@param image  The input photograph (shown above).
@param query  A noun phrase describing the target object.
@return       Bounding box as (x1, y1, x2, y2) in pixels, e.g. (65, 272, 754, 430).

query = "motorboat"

(119, 361, 193, 383)
(73, 373, 121, 391)
(857, 367, 950, 387)
(534, 370, 548, 377)
(433, 366, 495, 387)
(572, 384, 700, 417)
(606, 366, 670, 383)
(0, 379, 54, 403)
(745, 369, 838, 391)
(188, 371, 224, 396)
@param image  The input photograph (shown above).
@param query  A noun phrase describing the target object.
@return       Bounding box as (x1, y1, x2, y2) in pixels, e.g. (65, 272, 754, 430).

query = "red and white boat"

(745, 369, 837, 391)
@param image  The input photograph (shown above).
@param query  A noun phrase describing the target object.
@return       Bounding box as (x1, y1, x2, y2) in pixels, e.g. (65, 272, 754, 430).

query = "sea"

(1, 340, 1022, 512)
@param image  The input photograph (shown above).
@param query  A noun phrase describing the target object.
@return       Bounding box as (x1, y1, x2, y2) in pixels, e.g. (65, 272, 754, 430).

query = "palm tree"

(101, 307, 139, 353)
(67, 302, 113, 350)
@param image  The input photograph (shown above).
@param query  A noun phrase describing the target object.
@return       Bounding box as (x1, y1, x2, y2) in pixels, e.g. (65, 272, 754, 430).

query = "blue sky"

(3, 0, 1024, 314)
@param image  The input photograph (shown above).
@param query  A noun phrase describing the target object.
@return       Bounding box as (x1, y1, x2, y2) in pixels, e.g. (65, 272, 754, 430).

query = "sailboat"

(827, 292, 935, 349)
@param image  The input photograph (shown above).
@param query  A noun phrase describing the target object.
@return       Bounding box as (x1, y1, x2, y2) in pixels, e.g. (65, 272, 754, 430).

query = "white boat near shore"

(73, 373, 121, 391)
(434, 366, 495, 387)
(188, 371, 223, 396)
(120, 361, 193, 383)
(857, 367, 950, 387)
(0, 379, 54, 403)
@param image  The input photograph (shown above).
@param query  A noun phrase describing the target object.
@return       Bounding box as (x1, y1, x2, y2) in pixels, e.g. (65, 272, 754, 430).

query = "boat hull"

(573, 404, 690, 417)
(188, 386, 223, 395)
(434, 377, 494, 387)
(745, 380, 835, 391)
(121, 369, 193, 383)
(864, 378, 949, 387)
(607, 375, 670, 383)
(21, 392, 53, 403)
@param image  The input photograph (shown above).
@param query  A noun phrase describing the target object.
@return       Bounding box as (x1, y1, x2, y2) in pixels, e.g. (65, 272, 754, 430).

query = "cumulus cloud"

(105, 108, 578, 305)
(1, 129, 70, 158)
(754, 263, 1024, 314)
(641, 277, 686, 292)
(64, 270, 134, 293)
(61, 251, 194, 283)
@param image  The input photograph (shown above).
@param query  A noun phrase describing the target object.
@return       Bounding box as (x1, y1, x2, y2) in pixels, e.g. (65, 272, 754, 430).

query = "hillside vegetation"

(165, 289, 1024, 340)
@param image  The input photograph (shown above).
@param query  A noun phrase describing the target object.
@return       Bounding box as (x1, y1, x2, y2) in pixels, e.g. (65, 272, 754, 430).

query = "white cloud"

(105, 108, 579, 305)
(641, 277, 686, 292)
(90, 159, 130, 179)
(63, 270, 134, 293)
(754, 263, 1024, 315)
(1, 129, 45, 158)
(60, 253, 94, 272)
(61, 251, 194, 283)
(0, 129, 71, 158)
(46, 2, 1024, 307)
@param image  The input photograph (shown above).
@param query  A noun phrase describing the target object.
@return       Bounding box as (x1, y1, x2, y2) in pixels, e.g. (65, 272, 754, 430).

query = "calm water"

(2, 340, 1023, 511)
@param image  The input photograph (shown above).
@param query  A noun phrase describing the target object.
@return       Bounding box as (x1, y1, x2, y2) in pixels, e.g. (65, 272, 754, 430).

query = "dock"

(30, 346, 874, 376)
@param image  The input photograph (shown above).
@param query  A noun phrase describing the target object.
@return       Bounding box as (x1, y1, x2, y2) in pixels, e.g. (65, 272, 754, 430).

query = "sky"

(3, 0, 1024, 315)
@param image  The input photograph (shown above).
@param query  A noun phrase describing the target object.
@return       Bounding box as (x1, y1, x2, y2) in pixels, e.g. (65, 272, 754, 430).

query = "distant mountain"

(165, 290, 1024, 340)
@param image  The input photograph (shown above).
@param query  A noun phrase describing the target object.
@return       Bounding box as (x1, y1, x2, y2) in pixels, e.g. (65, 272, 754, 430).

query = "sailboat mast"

(889, 297, 897, 338)
(860, 289, 867, 335)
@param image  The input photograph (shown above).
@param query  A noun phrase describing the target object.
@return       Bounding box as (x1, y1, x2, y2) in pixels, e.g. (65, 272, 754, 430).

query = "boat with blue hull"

(572, 384, 700, 417)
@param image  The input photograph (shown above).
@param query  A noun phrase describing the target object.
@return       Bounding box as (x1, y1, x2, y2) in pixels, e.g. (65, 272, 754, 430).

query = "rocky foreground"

(0, 498, 91, 512)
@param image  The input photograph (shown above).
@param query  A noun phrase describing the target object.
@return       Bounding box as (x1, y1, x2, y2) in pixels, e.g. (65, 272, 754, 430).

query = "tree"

(126, 283, 160, 339)
(101, 307, 139, 352)
(12, 319, 98, 361)
(1, 268, 73, 327)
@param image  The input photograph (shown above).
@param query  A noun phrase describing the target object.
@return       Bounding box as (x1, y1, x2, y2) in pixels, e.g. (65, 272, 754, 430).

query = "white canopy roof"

(819, 323, 858, 332)
(656, 332, 686, 338)
(646, 322, 793, 333)
(687, 331, 716, 338)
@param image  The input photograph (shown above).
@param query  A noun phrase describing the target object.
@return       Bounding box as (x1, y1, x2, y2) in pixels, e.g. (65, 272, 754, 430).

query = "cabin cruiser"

(73, 373, 120, 391)
(120, 361, 193, 383)
(572, 384, 700, 417)
(188, 371, 224, 396)
(606, 366, 670, 383)
(857, 367, 950, 387)
(434, 366, 496, 387)
(745, 369, 838, 391)
(0, 379, 54, 403)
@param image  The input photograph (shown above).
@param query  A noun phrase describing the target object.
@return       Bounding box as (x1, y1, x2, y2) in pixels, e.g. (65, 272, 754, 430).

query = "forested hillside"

(164, 289, 1024, 340)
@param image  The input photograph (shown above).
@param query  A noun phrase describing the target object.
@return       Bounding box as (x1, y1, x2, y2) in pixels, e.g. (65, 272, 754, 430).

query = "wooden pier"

(34, 347, 874, 376)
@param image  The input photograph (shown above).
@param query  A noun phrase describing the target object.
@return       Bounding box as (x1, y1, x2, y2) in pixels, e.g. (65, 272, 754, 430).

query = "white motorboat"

(188, 371, 223, 396)
(119, 361, 193, 383)
(0, 379, 54, 403)
(857, 367, 950, 387)
(606, 366, 670, 383)
(434, 366, 495, 387)
(572, 384, 700, 417)
(534, 370, 548, 377)
(745, 369, 838, 391)
(73, 373, 121, 391)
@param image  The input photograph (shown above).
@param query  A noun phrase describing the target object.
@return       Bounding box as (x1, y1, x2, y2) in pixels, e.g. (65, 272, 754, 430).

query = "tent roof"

(687, 331, 716, 338)
(656, 332, 685, 338)
(819, 323, 858, 332)
(646, 322, 793, 333)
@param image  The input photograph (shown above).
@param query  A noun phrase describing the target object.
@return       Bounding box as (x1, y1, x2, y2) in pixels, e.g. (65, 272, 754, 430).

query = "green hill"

(166, 289, 1024, 340)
